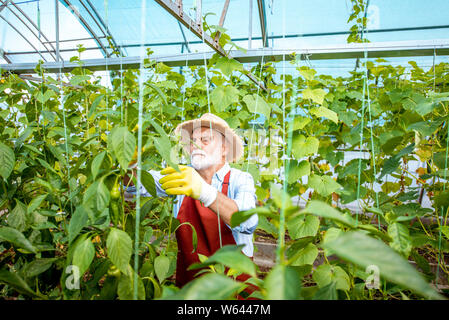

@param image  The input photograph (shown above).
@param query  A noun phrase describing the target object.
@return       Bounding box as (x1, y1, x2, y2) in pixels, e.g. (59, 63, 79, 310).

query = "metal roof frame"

(3, 39, 449, 74)
(257, 0, 268, 47)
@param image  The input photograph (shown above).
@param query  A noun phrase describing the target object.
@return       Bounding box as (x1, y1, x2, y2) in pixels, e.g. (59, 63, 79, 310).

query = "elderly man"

(125, 113, 258, 288)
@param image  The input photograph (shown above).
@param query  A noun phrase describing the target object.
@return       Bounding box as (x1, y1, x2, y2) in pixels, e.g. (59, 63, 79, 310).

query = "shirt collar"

(214, 162, 230, 183)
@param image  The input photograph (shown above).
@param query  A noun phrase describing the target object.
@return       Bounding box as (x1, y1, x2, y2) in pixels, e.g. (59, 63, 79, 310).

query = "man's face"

(190, 127, 225, 170)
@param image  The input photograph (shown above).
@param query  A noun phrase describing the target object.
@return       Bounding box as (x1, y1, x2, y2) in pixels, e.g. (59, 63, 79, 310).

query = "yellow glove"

(159, 165, 218, 207)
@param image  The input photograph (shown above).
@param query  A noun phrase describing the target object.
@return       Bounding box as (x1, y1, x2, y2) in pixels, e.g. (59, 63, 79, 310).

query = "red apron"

(175, 170, 257, 298)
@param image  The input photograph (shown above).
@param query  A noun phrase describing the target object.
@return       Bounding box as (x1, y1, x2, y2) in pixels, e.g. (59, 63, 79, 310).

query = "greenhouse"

(0, 0, 448, 302)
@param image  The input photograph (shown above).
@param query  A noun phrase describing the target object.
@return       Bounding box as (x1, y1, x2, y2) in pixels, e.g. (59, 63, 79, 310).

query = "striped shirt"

(124, 162, 258, 257)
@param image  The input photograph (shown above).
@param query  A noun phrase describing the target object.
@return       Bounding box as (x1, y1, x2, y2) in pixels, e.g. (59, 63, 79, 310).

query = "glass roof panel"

(0, 0, 448, 66)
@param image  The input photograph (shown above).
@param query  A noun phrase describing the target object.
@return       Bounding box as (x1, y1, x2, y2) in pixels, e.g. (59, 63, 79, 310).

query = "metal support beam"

(154, 0, 225, 55)
(0, 0, 10, 13)
(178, 21, 191, 53)
(0, 0, 59, 61)
(3, 40, 449, 74)
(0, 15, 47, 61)
(257, 0, 268, 47)
(213, 0, 230, 43)
(61, 0, 110, 57)
(83, 0, 123, 56)
(155, 0, 266, 91)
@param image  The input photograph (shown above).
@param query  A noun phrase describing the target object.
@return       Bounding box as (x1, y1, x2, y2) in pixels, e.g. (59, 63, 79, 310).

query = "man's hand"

(159, 165, 218, 207)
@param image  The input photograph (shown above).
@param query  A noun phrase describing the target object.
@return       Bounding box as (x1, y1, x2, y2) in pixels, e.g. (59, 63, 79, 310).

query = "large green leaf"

(215, 56, 244, 76)
(230, 206, 276, 228)
(0, 141, 15, 180)
(302, 87, 326, 105)
(379, 143, 415, 179)
(312, 264, 350, 291)
(388, 222, 412, 258)
(301, 200, 356, 228)
(188, 245, 256, 277)
(8, 200, 28, 232)
(308, 174, 342, 197)
(323, 231, 444, 300)
(171, 273, 244, 300)
(96, 178, 111, 212)
(310, 106, 338, 124)
(148, 119, 179, 172)
(292, 135, 319, 159)
(68, 205, 89, 244)
(286, 160, 310, 184)
(0, 226, 37, 253)
(289, 242, 318, 266)
(141, 170, 157, 197)
(117, 266, 146, 300)
(154, 254, 171, 283)
(243, 94, 271, 119)
(0, 270, 43, 298)
(109, 126, 136, 170)
(263, 265, 302, 300)
(107, 228, 133, 275)
(91, 151, 106, 180)
(210, 85, 239, 112)
(72, 237, 95, 276)
(287, 214, 320, 240)
(21, 258, 59, 278)
(27, 194, 47, 214)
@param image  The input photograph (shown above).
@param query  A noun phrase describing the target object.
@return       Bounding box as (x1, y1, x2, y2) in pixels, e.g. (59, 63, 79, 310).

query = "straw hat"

(174, 113, 244, 163)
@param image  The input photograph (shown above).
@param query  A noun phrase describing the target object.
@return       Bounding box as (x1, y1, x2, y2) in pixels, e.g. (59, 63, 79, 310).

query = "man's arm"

(207, 193, 239, 226)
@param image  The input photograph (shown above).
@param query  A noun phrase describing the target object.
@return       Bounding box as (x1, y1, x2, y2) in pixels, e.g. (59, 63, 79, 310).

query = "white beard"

(191, 148, 222, 171)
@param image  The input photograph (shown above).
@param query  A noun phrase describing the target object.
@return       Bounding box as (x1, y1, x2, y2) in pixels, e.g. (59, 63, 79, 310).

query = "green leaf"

(87, 94, 104, 119)
(299, 68, 316, 81)
(0, 270, 42, 298)
(109, 126, 136, 170)
(264, 265, 302, 300)
(188, 245, 256, 277)
(243, 94, 271, 119)
(0, 226, 37, 253)
(172, 273, 243, 300)
(97, 178, 110, 212)
(388, 222, 412, 258)
(292, 135, 319, 159)
(308, 174, 342, 197)
(287, 215, 320, 240)
(148, 119, 179, 172)
(154, 254, 171, 283)
(21, 258, 58, 278)
(230, 206, 275, 228)
(141, 170, 157, 197)
(27, 194, 47, 214)
(379, 143, 415, 179)
(107, 228, 133, 275)
(72, 237, 95, 276)
(288, 116, 311, 132)
(210, 85, 239, 112)
(35, 89, 56, 103)
(312, 264, 350, 291)
(313, 281, 337, 300)
(322, 227, 344, 256)
(68, 205, 89, 244)
(310, 106, 339, 124)
(91, 151, 106, 180)
(8, 200, 28, 232)
(301, 200, 356, 228)
(323, 231, 444, 300)
(117, 266, 146, 300)
(286, 160, 310, 184)
(0, 141, 15, 180)
(215, 56, 244, 77)
(303, 87, 327, 105)
(289, 242, 318, 266)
